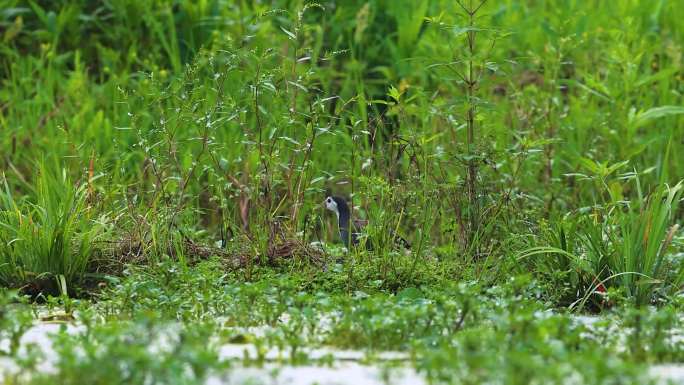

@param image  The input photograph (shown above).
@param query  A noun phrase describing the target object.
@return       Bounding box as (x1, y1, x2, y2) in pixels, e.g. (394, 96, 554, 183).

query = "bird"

(323, 195, 363, 248)
(323, 195, 410, 250)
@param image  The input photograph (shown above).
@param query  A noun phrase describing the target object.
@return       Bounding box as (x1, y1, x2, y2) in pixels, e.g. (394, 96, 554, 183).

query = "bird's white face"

(324, 196, 339, 217)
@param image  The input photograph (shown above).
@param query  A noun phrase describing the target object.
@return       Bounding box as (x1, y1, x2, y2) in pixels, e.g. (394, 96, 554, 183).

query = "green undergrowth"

(0, 168, 108, 293)
(1, 0, 682, 310)
(1, 0, 684, 383)
(2, 259, 682, 384)
(519, 179, 684, 310)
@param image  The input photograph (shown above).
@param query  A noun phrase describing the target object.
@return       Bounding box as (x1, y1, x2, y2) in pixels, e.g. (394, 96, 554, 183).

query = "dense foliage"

(0, 1, 683, 383)
(2, 0, 682, 306)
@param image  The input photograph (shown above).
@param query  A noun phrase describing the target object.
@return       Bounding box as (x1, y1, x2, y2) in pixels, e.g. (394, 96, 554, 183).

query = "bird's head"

(323, 196, 348, 218)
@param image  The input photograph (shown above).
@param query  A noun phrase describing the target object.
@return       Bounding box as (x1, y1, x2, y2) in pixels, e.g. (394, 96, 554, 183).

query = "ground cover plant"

(0, 0, 683, 384)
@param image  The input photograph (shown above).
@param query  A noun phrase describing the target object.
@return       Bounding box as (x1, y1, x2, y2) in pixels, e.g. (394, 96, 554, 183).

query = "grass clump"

(0, 169, 106, 293)
(520, 178, 683, 309)
(614, 181, 683, 306)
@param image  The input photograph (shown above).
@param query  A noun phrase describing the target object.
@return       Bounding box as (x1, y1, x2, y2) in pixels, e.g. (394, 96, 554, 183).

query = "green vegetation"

(0, 0, 683, 383)
(0, 167, 106, 291)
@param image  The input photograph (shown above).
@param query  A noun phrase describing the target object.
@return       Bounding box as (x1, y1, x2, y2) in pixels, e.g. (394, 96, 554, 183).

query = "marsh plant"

(0, 1, 684, 383)
(521, 177, 683, 308)
(0, 169, 106, 292)
(2, 0, 682, 305)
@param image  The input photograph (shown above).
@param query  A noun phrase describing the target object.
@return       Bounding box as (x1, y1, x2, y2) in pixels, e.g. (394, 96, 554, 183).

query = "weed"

(0, 169, 106, 294)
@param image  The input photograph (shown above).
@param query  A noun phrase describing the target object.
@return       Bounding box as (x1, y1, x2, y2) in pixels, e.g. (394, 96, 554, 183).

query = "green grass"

(518, 178, 683, 309)
(0, 0, 683, 383)
(3, 261, 682, 384)
(0, 167, 106, 292)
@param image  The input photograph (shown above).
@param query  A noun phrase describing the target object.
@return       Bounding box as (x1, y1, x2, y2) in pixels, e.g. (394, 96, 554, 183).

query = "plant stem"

(458, 0, 487, 255)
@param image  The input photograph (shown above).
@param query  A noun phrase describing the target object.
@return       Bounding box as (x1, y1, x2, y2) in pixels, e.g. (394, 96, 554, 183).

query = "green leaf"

(629, 106, 684, 129)
(388, 85, 403, 103)
(634, 68, 677, 88)
(280, 26, 296, 40)
(3, 15, 23, 43)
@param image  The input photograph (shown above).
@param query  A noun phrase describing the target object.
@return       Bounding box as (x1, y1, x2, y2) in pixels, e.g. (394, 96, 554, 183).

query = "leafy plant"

(520, 179, 683, 308)
(611, 180, 683, 306)
(0, 169, 106, 293)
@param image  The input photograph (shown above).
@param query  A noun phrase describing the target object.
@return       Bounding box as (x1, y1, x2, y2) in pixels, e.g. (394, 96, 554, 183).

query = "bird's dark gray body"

(324, 196, 361, 248)
(324, 195, 409, 250)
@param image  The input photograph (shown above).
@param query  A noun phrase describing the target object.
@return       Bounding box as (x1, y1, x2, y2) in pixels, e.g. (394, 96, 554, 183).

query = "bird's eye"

(326, 198, 331, 203)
